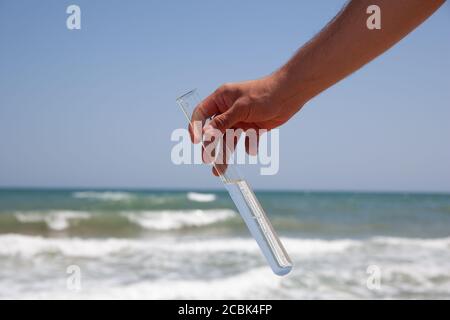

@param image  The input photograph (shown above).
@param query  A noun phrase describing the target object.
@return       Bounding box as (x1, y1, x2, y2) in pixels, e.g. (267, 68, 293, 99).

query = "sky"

(0, 0, 449, 192)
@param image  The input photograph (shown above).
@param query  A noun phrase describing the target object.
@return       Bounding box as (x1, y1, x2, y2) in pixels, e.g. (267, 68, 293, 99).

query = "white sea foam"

(4, 234, 447, 260)
(2, 266, 283, 300)
(15, 211, 91, 231)
(372, 236, 450, 249)
(14, 247, 450, 300)
(121, 209, 235, 230)
(187, 192, 217, 203)
(113, 267, 281, 299)
(0, 234, 136, 258)
(72, 191, 133, 201)
(1, 234, 449, 266)
(168, 237, 359, 256)
(0, 234, 358, 258)
(19, 267, 282, 300)
(2, 235, 450, 299)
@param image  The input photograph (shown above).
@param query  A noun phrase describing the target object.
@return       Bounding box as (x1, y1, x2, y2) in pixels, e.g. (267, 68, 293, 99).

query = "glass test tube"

(176, 89, 293, 276)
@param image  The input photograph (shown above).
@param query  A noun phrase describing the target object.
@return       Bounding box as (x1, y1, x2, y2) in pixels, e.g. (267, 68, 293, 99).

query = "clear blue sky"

(0, 0, 449, 192)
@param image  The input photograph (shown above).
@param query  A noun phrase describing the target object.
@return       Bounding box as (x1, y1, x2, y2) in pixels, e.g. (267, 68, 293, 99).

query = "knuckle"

(232, 100, 247, 110)
(213, 115, 228, 131)
(218, 83, 236, 96)
(233, 101, 251, 121)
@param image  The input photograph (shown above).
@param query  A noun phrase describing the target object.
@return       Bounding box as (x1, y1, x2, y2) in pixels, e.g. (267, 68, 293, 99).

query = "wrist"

(267, 66, 312, 110)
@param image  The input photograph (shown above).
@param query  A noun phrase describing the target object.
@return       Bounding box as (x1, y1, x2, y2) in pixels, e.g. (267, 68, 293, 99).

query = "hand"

(189, 75, 306, 175)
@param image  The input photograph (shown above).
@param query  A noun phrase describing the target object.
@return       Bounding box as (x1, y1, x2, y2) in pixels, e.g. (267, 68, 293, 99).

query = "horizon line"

(0, 185, 449, 196)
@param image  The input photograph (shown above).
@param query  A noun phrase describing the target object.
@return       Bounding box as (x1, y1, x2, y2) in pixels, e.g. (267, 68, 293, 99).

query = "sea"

(0, 188, 449, 299)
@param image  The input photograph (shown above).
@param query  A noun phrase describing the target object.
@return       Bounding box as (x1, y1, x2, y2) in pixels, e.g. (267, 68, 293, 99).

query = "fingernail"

(203, 124, 213, 133)
(203, 125, 215, 140)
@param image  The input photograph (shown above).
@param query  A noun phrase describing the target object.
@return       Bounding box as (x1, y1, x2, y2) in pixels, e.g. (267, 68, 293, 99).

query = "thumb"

(207, 105, 243, 133)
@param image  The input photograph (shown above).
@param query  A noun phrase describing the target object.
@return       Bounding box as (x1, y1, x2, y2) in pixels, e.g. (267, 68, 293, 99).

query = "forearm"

(272, 0, 445, 107)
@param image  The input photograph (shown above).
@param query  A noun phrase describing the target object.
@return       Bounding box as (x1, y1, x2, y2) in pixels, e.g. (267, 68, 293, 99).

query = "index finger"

(189, 93, 221, 143)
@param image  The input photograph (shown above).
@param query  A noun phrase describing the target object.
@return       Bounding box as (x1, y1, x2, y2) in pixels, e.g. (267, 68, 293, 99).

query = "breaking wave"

(72, 191, 133, 201)
(0, 234, 358, 258)
(11, 209, 236, 232)
(15, 211, 91, 231)
(2, 235, 450, 299)
(121, 209, 235, 230)
(187, 192, 217, 203)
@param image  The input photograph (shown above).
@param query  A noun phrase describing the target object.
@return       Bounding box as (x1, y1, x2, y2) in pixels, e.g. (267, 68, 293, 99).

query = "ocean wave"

(0, 234, 358, 258)
(187, 192, 217, 203)
(103, 267, 281, 299)
(372, 236, 450, 249)
(166, 236, 450, 257)
(10, 209, 236, 232)
(72, 191, 133, 201)
(168, 237, 359, 256)
(121, 209, 235, 230)
(18, 267, 281, 300)
(2, 234, 449, 259)
(0, 234, 136, 258)
(14, 211, 91, 231)
(2, 235, 450, 299)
